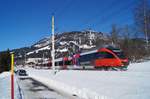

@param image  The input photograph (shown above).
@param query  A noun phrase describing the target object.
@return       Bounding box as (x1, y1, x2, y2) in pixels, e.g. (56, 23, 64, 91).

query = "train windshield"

(113, 51, 126, 59)
(98, 52, 115, 58)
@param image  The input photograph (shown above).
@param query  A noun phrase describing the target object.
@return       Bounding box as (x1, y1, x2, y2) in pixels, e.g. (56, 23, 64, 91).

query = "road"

(18, 77, 70, 99)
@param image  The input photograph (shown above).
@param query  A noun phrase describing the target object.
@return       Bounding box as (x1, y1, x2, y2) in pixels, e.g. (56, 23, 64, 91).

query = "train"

(44, 46, 129, 70)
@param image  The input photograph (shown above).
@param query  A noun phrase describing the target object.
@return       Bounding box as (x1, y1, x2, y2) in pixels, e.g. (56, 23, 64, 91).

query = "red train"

(49, 46, 129, 70)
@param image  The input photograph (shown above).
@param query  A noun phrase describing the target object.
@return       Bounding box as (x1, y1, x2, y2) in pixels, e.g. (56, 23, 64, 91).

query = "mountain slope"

(11, 30, 110, 65)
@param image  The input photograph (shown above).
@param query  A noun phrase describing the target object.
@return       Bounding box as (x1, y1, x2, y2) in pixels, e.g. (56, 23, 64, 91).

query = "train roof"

(80, 46, 122, 56)
(106, 46, 122, 53)
(80, 50, 97, 56)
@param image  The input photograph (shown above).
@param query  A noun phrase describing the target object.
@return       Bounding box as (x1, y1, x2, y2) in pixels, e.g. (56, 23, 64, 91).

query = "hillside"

(12, 30, 110, 65)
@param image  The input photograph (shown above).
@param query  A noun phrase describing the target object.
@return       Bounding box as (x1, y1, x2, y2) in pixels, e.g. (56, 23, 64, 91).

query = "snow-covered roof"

(55, 58, 63, 61)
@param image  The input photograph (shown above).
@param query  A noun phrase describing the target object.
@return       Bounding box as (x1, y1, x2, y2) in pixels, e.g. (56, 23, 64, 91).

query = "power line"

(93, 0, 137, 28)
(53, 0, 137, 33)
(70, 0, 124, 30)
(51, 0, 74, 32)
(95, 0, 137, 31)
(55, 0, 74, 17)
(72, 0, 136, 32)
(82, 0, 121, 26)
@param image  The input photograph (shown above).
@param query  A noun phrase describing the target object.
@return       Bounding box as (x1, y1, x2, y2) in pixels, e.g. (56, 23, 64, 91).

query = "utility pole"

(79, 37, 81, 44)
(89, 29, 92, 46)
(51, 16, 55, 71)
(24, 53, 26, 67)
(144, 0, 149, 48)
(43, 52, 45, 67)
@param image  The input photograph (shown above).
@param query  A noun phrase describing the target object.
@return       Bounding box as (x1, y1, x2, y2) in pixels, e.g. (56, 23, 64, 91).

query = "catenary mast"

(51, 16, 55, 71)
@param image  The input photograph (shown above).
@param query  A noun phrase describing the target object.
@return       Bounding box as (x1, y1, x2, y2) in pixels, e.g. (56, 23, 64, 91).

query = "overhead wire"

(81, 0, 122, 26)
(73, 0, 136, 32)
(52, 0, 75, 32)
(52, 0, 137, 33)
(93, 0, 137, 29)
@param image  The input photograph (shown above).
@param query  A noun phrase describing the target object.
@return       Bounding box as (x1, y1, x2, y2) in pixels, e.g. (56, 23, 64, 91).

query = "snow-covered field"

(0, 72, 21, 99)
(26, 61, 150, 99)
(1, 61, 150, 99)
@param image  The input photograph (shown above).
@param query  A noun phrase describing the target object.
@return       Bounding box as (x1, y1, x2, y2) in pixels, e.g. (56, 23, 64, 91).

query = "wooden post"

(11, 53, 14, 99)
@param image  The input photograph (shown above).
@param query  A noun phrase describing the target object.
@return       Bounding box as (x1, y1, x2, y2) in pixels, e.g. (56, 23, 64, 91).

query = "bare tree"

(134, 0, 150, 47)
(118, 25, 146, 62)
(110, 24, 120, 46)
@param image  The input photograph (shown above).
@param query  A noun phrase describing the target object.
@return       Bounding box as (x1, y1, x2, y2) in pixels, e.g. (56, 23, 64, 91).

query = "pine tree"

(0, 49, 11, 73)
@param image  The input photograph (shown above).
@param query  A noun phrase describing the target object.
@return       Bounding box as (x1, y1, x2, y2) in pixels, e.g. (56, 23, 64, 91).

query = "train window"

(94, 52, 101, 59)
(79, 54, 90, 62)
(79, 52, 98, 62)
(99, 52, 115, 58)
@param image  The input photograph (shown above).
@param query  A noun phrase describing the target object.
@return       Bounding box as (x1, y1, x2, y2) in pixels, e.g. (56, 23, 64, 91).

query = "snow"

(69, 41, 78, 45)
(79, 44, 96, 49)
(55, 58, 63, 61)
(26, 46, 50, 55)
(26, 51, 34, 55)
(0, 72, 21, 99)
(56, 48, 68, 52)
(35, 46, 50, 52)
(59, 41, 67, 45)
(128, 61, 150, 72)
(26, 58, 42, 64)
(34, 37, 50, 48)
(25, 61, 150, 99)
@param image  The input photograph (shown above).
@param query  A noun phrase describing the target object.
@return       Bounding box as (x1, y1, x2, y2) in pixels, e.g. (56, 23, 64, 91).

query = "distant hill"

(10, 30, 112, 65)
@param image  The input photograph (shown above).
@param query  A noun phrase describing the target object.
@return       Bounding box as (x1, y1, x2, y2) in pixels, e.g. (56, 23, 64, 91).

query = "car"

(17, 69, 28, 76)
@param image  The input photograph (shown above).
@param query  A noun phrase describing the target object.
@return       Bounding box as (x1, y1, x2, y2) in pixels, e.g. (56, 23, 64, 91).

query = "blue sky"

(0, 0, 138, 51)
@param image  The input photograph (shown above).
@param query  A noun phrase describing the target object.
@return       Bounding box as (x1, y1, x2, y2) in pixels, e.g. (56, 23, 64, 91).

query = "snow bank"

(27, 69, 109, 99)
(0, 72, 21, 99)
(26, 61, 150, 99)
(128, 61, 150, 72)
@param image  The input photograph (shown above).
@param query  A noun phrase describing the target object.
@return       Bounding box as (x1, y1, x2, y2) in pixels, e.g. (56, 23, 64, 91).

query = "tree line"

(109, 0, 150, 62)
(0, 50, 11, 73)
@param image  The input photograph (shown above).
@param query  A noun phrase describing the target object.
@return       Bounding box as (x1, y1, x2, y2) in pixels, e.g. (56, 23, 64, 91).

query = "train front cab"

(94, 48, 129, 70)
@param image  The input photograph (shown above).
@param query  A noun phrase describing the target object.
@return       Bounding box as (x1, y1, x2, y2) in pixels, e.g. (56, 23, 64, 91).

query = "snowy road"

(18, 77, 68, 99)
